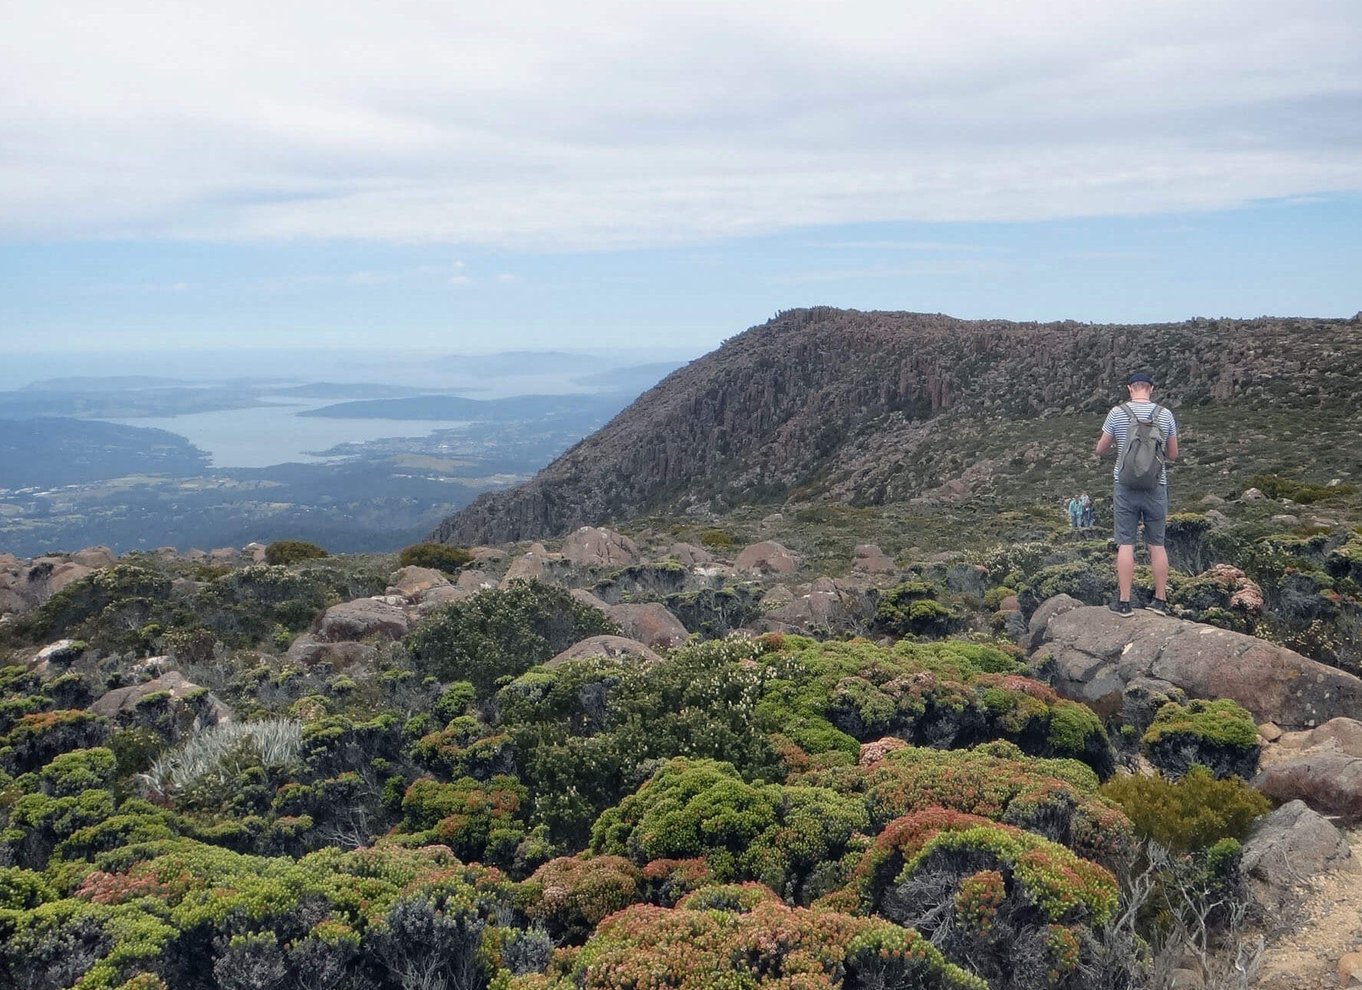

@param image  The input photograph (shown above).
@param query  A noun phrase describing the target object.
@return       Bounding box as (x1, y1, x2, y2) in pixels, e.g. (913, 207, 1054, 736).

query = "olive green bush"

(406, 580, 618, 695)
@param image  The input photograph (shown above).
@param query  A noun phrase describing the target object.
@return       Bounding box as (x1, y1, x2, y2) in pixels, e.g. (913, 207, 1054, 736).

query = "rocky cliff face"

(433, 308, 1362, 544)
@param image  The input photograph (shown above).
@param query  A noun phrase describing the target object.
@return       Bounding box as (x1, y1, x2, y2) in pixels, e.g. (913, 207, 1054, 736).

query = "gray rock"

(570, 588, 611, 612)
(545, 635, 661, 666)
(502, 549, 548, 586)
(562, 526, 640, 568)
(734, 540, 798, 576)
(851, 543, 897, 575)
(1254, 749, 1362, 823)
(90, 670, 232, 732)
(26, 638, 87, 675)
(285, 634, 379, 668)
(605, 602, 689, 649)
(1277, 717, 1362, 758)
(1203, 509, 1230, 529)
(316, 599, 410, 642)
(1029, 598, 1362, 728)
(1242, 487, 1266, 501)
(666, 542, 714, 567)
(70, 546, 116, 568)
(1241, 800, 1357, 913)
(456, 570, 496, 593)
(387, 565, 451, 599)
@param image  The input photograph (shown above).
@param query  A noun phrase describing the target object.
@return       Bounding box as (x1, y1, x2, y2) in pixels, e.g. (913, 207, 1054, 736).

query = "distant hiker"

(1067, 495, 1081, 529)
(1094, 372, 1178, 617)
(1079, 492, 1093, 528)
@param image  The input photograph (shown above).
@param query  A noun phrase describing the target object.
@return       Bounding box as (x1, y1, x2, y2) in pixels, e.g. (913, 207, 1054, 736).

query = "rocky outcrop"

(734, 541, 798, 576)
(316, 599, 410, 642)
(546, 635, 661, 666)
(431, 310, 1362, 544)
(1027, 595, 1362, 729)
(1241, 800, 1356, 914)
(562, 527, 640, 568)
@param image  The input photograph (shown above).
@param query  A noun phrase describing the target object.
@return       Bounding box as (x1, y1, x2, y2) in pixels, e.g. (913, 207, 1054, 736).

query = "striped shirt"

(1102, 400, 1177, 485)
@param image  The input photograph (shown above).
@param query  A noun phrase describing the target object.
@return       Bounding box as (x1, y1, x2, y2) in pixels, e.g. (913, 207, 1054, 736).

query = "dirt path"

(1255, 829, 1362, 989)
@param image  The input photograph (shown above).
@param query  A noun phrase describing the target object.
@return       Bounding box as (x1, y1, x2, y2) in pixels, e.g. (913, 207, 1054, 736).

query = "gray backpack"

(1117, 402, 1167, 490)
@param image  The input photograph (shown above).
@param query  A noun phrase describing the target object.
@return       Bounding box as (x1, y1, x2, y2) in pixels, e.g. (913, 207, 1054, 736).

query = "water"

(103, 397, 472, 468)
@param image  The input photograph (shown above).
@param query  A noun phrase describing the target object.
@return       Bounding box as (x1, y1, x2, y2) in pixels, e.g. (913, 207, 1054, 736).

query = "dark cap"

(1126, 372, 1154, 386)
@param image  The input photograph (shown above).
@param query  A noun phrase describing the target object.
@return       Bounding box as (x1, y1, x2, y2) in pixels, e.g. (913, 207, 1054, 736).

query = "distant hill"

(571, 361, 687, 392)
(433, 307, 1362, 544)
(0, 418, 210, 488)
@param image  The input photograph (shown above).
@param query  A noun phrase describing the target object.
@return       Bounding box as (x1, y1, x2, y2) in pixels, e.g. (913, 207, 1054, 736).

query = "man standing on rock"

(1095, 372, 1178, 617)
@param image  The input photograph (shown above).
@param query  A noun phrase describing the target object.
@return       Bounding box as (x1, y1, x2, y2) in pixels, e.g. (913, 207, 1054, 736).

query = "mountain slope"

(432, 307, 1362, 544)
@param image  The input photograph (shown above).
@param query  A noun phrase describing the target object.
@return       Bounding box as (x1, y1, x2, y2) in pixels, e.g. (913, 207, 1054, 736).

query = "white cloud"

(1, 0, 1358, 248)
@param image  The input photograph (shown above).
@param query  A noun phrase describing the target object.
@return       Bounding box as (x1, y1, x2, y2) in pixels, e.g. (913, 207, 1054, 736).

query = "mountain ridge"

(432, 307, 1362, 545)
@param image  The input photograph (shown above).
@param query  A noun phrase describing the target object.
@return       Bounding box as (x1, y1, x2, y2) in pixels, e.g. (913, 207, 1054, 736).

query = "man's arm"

(1165, 434, 1178, 461)
(1095, 432, 1114, 457)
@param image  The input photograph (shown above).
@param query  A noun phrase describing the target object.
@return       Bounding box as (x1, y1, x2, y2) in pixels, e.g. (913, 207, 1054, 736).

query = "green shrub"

(1100, 765, 1270, 851)
(398, 542, 475, 574)
(263, 540, 329, 565)
(406, 580, 618, 696)
(1248, 474, 1357, 504)
(1141, 699, 1261, 779)
(874, 581, 960, 637)
(590, 757, 868, 901)
(698, 528, 735, 549)
(526, 898, 987, 990)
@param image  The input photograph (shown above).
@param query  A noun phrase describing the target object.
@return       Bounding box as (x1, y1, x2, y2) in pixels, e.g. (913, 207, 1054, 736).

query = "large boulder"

(546, 635, 661, 666)
(70, 546, 116, 569)
(90, 670, 232, 733)
(1275, 717, 1362, 758)
(734, 540, 798, 576)
(316, 598, 410, 642)
(25, 639, 88, 676)
(605, 602, 689, 649)
(387, 565, 451, 599)
(850, 543, 897, 577)
(502, 543, 553, 586)
(666, 543, 714, 567)
(562, 526, 640, 568)
(758, 577, 873, 636)
(1241, 800, 1356, 915)
(1028, 596, 1362, 729)
(1254, 749, 1362, 823)
(285, 634, 379, 669)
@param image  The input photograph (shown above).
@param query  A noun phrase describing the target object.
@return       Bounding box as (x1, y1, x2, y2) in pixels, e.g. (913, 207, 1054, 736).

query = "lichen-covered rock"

(1029, 597, 1362, 729)
(316, 598, 410, 641)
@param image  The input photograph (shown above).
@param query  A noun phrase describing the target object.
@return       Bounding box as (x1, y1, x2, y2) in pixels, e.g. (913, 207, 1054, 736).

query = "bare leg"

(1149, 545, 1169, 600)
(1116, 545, 1135, 602)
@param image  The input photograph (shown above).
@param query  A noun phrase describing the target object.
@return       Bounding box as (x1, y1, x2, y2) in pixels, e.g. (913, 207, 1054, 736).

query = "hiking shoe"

(1147, 598, 1169, 615)
(1108, 600, 1133, 618)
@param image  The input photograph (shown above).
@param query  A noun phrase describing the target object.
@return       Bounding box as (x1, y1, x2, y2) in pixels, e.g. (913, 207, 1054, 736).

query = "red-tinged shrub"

(524, 855, 644, 942)
(515, 899, 987, 990)
(839, 807, 1119, 990)
(640, 858, 714, 906)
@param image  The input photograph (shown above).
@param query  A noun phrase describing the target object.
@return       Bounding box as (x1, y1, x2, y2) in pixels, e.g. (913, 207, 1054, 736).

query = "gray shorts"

(1113, 483, 1168, 546)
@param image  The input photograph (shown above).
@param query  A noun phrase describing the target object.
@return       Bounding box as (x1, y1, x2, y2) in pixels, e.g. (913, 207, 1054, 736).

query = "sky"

(2, 0, 1360, 362)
